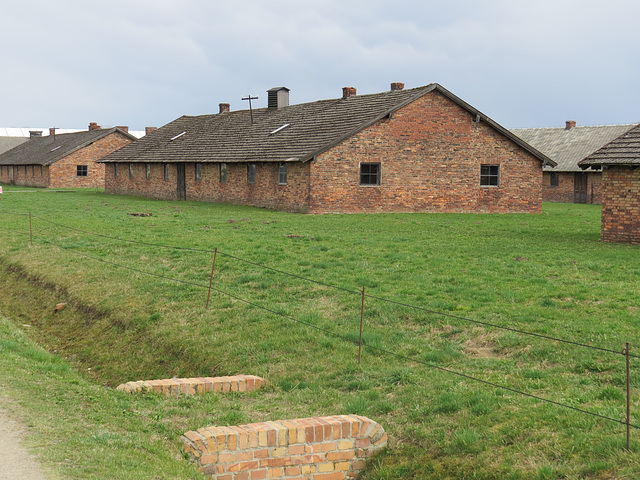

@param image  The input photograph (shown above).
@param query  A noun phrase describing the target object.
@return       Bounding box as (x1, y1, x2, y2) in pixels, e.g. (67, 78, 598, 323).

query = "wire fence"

(0, 210, 638, 447)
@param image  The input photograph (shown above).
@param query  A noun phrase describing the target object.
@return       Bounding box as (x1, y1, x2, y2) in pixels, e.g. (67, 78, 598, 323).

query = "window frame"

(550, 172, 559, 187)
(164, 164, 169, 181)
(129, 163, 134, 179)
(76, 165, 88, 177)
(114, 163, 119, 178)
(480, 164, 500, 187)
(220, 163, 227, 183)
(145, 163, 151, 180)
(247, 163, 256, 184)
(359, 162, 381, 186)
(195, 163, 202, 181)
(278, 163, 288, 185)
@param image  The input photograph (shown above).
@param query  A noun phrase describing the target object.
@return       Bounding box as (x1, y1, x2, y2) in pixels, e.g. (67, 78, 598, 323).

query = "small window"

(114, 163, 119, 178)
(220, 163, 227, 183)
(24, 166, 28, 175)
(195, 163, 202, 181)
(480, 165, 499, 186)
(278, 163, 287, 185)
(129, 163, 134, 178)
(164, 164, 169, 181)
(550, 172, 559, 187)
(32, 165, 35, 176)
(40, 165, 43, 176)
(77, 165, 88, 177)
(360, 163, 381, 186)
(247, 163, 256, 184)
(146, 163, 151, 180)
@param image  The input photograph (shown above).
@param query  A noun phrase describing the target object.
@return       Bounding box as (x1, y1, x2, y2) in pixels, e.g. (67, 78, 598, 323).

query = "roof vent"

(565, 120, 576, 130)
(342, 87, 357, 99)
(267, 87, 290, 110)
(29, 131, 43, 138)
(269, 123, 291, 135)
(170, 131, 186, 141)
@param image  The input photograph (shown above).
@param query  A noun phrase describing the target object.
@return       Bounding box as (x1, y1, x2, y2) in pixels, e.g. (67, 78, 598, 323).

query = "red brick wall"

(182, 415, 387, 480)
(601, 166, 640, 244)
(543, 172, 602, 204)
(0, 165, 49, 187)
(309, 91, 543, 214)
(49, 131, 133, 188)
(105, 162, 311, 213)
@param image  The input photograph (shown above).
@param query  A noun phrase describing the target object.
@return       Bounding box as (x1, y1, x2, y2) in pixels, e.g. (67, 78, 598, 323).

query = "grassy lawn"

(0, 186, 639, 479)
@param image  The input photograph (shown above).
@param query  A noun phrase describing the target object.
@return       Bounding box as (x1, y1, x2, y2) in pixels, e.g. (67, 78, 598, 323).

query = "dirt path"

(0, 405, 50, 480)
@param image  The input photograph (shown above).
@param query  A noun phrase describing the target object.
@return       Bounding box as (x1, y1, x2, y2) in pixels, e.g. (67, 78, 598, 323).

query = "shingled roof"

(511, 123, 637, 172)
(0, 128, 136, 166)
(100, 83, 554, 166)
(579, 124, 640, 168)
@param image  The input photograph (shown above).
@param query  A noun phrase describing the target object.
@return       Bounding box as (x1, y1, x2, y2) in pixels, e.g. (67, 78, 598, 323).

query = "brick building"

(512, 122, 637, 204)
(0, 124, 137, 188)
(100, 83, 554, 214)
(579, 124, 640, 244)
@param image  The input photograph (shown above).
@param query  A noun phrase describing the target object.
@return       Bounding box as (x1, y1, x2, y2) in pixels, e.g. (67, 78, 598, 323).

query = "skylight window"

(170, 131, 186, 141)
(269, 123, 290, 135)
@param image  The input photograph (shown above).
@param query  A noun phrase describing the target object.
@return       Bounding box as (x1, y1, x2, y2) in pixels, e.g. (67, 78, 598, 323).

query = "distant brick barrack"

(182, 415, 388, 480)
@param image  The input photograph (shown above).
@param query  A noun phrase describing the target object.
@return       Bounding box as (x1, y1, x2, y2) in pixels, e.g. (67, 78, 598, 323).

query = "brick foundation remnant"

(182, 415, 387, 479)
(116, 375, 264, 397)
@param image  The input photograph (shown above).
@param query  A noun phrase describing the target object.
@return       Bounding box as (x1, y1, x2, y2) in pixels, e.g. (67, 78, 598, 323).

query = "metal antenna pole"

(242, 95, 259, 124)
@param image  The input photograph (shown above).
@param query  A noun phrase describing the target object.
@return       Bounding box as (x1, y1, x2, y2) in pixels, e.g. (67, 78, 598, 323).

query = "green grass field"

(0, 186, 639, 479)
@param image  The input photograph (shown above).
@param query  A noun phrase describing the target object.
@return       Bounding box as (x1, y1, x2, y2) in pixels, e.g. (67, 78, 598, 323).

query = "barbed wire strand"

(29, 232, 640, 431)
(21, 214, 639, 360)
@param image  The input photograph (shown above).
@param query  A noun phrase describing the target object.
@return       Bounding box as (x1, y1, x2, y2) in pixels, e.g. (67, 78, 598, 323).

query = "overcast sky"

(1, 0, 638, 132)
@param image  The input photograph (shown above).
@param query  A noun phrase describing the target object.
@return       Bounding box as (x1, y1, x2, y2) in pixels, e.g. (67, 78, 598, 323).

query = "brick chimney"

(88, 122, 100, 131)
(29, 131, 43, 138)
(565, 120, 576, 130)
(219, 103, 230, 113)
(116, 126, 129, 133)
(145, 127, 157, 136)
(342, 87, 357, 99)
(49, 128, 56, 136)
(391, 82, 405, 91)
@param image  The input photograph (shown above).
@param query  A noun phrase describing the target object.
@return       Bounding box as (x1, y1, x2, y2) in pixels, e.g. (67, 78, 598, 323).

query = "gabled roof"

(511, 124, 637, 172)
(0, 137, 28, 155)
(0, 128, 137, 166)
(579, 124, 640, 167)
(100, 83, 554, 167)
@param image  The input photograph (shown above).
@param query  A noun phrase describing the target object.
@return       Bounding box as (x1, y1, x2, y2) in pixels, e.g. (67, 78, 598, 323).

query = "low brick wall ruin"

(182, 415, 387, 479)
(116, 375, 264, 396)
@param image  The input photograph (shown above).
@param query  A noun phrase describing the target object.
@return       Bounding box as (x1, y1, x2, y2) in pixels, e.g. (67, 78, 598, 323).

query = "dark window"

(114, 163, 119, 178)
(195, 163, 202, 181)
(480, 165, 499, 186)
(247, 163, 256, 184)
(278, 163, 287, 185)
(24, 166, 28, 175)
(146, 163, 151, 180)
(77, 165, 88, 177)
(220, 163, 227, 183)
(360, 163, 381, 186)
(40, 165, 43, 176)
(550, 172, 559, 187)
(32, 165, 35, 176)
(129, 163, 134, 178)
(164, 164, 169, 181)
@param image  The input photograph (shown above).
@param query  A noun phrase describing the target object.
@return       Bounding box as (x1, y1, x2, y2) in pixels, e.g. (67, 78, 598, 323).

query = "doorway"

(574, 172, 588, 204)
(176, 164, 186, 200)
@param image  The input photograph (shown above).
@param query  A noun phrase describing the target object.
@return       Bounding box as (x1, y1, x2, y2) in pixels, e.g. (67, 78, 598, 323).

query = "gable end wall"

(309, 90, 543, 214)
(601, 166, 640, 244)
